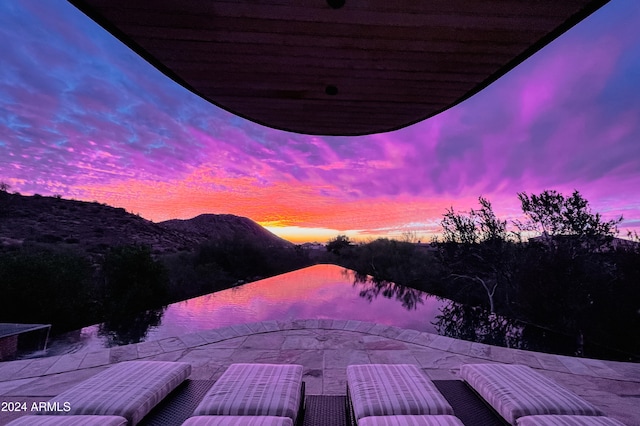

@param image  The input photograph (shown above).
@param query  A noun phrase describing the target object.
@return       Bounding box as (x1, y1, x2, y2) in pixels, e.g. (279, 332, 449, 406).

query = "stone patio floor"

(0, 319, 639, 425)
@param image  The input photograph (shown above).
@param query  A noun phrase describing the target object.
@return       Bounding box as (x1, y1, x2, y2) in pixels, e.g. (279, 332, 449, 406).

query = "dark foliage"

(326, 234, 353, 255)
(98, 308, 165, 346)
(163, 236, 313, 301)
(325, 238, 444, 290)
(352, 271, 425, 311)
(327, 190, 640, 360)
(516, 190, 622, 244)
(0, 245, 98, 331)
(101, 245, 169, 315)
(434, 302, 525, 349)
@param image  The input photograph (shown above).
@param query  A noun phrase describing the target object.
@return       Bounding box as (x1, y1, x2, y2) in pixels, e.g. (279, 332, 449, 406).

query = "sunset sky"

(1, 1, 639, 243)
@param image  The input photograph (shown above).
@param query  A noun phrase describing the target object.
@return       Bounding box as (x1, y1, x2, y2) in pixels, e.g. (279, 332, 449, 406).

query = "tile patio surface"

(0, 319, 638, 425)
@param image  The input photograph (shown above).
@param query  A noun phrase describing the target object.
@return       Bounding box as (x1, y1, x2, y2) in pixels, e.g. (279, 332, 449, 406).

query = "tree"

(326, 234, 353, 255)
(0, 182, 10, 214)
(438, 197, 516, 312)
(441, 206, 479, 244)
(101, 245, 168, 316)
(516, 190, 621, 240)
(441, 197, 509, 245)
(0, 246, 97, 331)
(513, 190, 637, 356)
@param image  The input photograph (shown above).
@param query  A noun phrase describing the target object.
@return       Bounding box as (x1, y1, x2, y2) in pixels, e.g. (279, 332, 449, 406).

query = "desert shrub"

(37, 234, 62, 243)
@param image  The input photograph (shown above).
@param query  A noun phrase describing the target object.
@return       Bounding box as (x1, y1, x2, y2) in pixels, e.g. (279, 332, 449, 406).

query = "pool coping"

(0, 319, 639, 425)
(1, 319, 637, 383)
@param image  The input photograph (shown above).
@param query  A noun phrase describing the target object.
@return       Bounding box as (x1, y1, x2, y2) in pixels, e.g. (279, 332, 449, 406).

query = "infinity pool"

(38, 263, 623, 360)
(42, 264, 448, 355)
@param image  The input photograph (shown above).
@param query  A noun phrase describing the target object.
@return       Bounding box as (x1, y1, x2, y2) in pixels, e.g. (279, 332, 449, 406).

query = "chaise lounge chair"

(460, 364, 625, 426)
(6, 416, 129, 426)
(346, 364, 464, 426)
(182, 363, 305, 426)
(7, 360, 191, 426)
(516, 415, 627, 426)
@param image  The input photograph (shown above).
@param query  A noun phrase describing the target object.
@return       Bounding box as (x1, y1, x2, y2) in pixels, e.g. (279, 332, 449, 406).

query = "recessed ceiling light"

(327, 0, 345, 10)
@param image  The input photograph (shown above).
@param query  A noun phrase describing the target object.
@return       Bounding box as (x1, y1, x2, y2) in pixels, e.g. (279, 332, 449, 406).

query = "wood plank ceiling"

(69, 0, 610, 136)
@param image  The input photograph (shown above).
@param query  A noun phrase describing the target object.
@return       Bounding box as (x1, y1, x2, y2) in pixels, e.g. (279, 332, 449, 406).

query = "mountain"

(0, 192, 291, 254)
(160, 214, 292, 248)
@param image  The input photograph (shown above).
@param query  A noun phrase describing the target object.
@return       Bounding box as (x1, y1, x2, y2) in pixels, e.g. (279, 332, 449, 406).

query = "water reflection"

(42, 264, 446, 355)
(351, 271, 424, 311)
(352, 272, 532, 351)
(35, 264, 619, 360)
(433, 302, 525, 349)
(98, 307, 165, 347)
(348, 271, 591, 357)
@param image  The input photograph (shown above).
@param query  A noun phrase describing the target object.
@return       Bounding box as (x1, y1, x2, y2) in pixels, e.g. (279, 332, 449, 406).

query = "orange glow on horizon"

(72, 163, 505, 242)
(173, 264, 352, 313)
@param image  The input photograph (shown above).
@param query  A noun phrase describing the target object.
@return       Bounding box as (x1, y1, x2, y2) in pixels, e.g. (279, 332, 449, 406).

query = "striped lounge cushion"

(359, 415, 464, 426)
(460, 364, 604, 425)
(6, 415, 128, 425)
(182, 416, 293, 426)
(39, 361, 191, 426)
(516, 415, 626, 426)
(346, 364, 454, 421)
(192, 364, 303, 424)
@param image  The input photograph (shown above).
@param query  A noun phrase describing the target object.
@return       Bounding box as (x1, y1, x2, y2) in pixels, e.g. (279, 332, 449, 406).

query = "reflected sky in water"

(45, 264, 446, 355)
(159, 264, 442, 333)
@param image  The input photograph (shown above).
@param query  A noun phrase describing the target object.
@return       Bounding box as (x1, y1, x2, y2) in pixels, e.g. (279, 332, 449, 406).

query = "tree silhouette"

(326, 234, 353, 255)
(516, 190, 622, 240)
(438, 197, 516, 312)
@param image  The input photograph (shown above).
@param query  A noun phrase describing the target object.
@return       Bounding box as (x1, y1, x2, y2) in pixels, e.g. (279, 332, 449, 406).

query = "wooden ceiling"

(69, 0, 610, 136)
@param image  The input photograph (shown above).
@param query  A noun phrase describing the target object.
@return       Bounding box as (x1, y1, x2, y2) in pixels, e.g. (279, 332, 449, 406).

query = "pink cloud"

(1, 1, 638, 240)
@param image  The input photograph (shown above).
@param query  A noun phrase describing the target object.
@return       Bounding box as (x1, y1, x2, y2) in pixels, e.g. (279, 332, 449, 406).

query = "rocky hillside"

(0, 192, 291, 254)
(160, 214, 292, 248)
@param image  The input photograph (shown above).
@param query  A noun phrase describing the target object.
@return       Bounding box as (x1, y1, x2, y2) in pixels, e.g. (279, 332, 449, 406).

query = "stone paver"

(78, 349, 111, 369)
(362, 335, 407, 350)
(135, 341, 164, 359)
(11, 356, 61, 380)
(447, 339, 472, 356)
(301, 367, 322, 395)
(324, 349, 370, 369)
(197, 329, 224, 344)
(0, 319, 638, 425)
(157, 336, 187, 352)
(179, 332, 207, 348)
(412, 332, 436, 346)
(44, 352, 86, 375)
(282, 335, 323, 350)
(109, 344, 138, 363)
(7, 366, 108, 397)
(245, 321, 268, 334)
(511, 349, 543, 369)
(205, 336, 246, 349)
(0, 377, 37, 396)
(0, 360, 31, 381)
(241, 333, 286, 349)
(323, 368, 347, 395)
(429, 335, 455, 351)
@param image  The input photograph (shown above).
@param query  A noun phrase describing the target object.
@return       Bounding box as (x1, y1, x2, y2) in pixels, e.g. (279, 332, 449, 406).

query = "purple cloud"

(0, 0, 638, 238)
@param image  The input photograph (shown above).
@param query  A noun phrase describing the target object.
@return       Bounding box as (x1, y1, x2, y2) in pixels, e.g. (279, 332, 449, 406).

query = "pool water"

(42, 264, 448, 355)
(35, 264, 630, 361)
